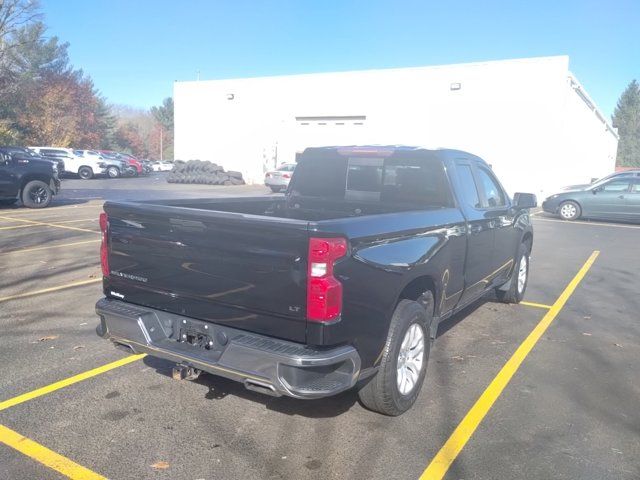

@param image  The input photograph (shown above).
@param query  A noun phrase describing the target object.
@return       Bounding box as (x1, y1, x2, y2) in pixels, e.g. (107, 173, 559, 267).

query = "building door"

(288, 116, 367, 163)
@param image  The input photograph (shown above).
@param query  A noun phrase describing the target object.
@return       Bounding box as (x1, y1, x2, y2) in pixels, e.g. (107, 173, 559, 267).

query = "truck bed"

(102, 196, 452, 345)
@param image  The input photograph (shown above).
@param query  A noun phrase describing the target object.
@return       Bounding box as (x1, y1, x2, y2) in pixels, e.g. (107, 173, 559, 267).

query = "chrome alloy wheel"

(396, 323, 425, 395)
(517, 254, 528, 294)
(560, 203, 577, 219)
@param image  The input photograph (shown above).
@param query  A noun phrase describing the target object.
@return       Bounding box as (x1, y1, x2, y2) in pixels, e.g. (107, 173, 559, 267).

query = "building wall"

(174, 56, 618, 197)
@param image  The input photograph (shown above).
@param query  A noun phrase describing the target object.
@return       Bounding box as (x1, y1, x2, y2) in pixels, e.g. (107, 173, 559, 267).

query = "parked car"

(140, 160, 154, 174)
(95, 145, 536, 416)
(97, 151, 143, 176)
(98, 151, 137, 177)
(265, 163, 296, 192)
(29, 147, 107, 179)
(543, 176, 640, 222)
(73, 150, 127, 178)
(561, 169, 640, 191)
(151, 161, 174, 172)
(117, 153, 144, 176)
(0, 146, 60, 208)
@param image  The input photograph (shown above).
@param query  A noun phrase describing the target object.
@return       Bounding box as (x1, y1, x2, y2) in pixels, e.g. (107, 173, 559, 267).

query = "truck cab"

(0, 147, 60, 208)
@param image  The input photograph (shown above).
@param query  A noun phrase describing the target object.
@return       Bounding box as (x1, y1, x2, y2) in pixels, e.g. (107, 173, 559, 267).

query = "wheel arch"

(20, 174, 53, 193)
(397, 275, 438, 317)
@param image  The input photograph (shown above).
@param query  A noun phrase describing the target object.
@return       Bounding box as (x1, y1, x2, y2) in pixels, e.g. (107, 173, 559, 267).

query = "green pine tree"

(612, 80, 640, 167)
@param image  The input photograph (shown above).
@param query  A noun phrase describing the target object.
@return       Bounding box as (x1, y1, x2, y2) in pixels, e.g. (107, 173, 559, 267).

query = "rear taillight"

(307, 237, 347, 322)
(99, 212, 109, 276)
(282, 173, 291, 179)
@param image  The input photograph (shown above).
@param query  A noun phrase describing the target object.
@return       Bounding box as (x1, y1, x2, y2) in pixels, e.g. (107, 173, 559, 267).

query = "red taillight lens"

(282, 173, 291, 178)
(99, 212, 109, 276)
(307, 237, 347, 322)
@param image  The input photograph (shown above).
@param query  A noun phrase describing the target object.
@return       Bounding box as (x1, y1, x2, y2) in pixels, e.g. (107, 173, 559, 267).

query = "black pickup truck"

(96, 146, 536, 415)
(0, 147, 61, 208)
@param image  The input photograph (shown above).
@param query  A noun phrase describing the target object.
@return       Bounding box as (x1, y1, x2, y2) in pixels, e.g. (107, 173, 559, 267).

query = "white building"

(174, 55, 618, 197)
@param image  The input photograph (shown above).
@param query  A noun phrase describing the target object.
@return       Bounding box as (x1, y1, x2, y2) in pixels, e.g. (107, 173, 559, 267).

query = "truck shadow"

(435, 298, 488, 338)
(142, 355, 359, 418)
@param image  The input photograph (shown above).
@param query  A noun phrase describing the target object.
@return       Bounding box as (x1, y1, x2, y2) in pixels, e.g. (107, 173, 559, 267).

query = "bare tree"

(0, 0, 41, 67)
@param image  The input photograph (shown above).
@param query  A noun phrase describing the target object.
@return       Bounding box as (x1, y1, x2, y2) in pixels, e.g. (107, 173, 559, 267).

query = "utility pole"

(160, 127, 163, 161)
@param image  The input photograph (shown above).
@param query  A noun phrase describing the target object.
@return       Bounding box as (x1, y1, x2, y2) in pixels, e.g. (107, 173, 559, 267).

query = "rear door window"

(456, 164, 482, 209)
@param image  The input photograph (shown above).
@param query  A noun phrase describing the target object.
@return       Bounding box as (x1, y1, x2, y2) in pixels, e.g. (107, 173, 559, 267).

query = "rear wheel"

(78, 166, 94, 180)
(358, 295, 432, 416)
(559, 200, 581, 221)
(496, 243, 530, 303)
(21, 180, 52, 208)
(106, 166, 120, 178)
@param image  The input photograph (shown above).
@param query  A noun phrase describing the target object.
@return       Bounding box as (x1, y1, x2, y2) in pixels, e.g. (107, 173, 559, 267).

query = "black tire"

(0, 198, 18, 206)
(496, 243, 530, 304)
(106, 166, 120, 178)
(558, 200, 581, 221)
(270, 186, 282, 193)
(78, 166, 94, 180)
(21, 180, 53, 208)
(358, 295, 433, 416)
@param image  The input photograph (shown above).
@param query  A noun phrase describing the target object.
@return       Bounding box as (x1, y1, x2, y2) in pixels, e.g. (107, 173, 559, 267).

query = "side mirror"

(592, 186, 602, 194)
(513, 192, 537, 209)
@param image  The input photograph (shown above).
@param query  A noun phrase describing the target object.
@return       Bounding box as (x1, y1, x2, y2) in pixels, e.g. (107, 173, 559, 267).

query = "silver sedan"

(265, 163, 295, 192)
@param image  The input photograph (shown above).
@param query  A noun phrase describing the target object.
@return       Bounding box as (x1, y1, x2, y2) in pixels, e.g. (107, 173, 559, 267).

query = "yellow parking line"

(0, 218, 95, 231)
(0, 215, 98, 234)
(520, 301, 552, 309)
(0, 239, 101, 256)
(0, 354, 145, 412)
(0, 278, 102, 304)
(0, 424, 106, 479)
(0, 204, 102, 216)
(420, 250, 599, 480)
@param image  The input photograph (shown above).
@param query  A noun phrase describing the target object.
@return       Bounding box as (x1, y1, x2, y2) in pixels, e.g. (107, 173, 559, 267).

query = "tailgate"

(103, 202, 310, 343)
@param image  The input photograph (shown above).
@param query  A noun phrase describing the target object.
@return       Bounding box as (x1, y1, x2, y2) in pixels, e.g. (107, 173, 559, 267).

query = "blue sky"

(42, 0, 639, 117)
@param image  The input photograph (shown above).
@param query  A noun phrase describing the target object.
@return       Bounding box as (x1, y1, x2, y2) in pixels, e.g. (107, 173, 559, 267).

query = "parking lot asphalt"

(1, 175, 639, 480)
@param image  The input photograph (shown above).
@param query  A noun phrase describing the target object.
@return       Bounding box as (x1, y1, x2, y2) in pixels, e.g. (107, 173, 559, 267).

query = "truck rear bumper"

(95, 298, 361, 399)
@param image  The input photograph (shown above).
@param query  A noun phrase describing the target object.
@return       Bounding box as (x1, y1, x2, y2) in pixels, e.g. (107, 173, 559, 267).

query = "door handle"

(618, 195, 625, 199)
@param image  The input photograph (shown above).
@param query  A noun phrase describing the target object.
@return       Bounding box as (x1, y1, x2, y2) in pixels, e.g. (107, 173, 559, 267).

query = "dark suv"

(0, 147, 60, 208)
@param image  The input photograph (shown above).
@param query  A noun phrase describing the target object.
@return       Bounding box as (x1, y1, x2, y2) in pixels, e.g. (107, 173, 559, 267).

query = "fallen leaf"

(73, 345, 85, 350)
(583, 316, 591, 320)
(582, 332, 592, 336)
(151, 461, 170, 470)
(88, 273, 96, 278)
(79, 322, 88, 326)
(614, 343, 623, 348)
(36, 335, 59, 342)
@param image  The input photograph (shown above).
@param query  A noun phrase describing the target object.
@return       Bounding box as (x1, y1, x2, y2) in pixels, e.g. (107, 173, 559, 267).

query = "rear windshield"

(291, 155, 453, 207)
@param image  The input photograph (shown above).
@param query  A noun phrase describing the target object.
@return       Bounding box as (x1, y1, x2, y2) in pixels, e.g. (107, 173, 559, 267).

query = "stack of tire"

(166, 160, 245, 185)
